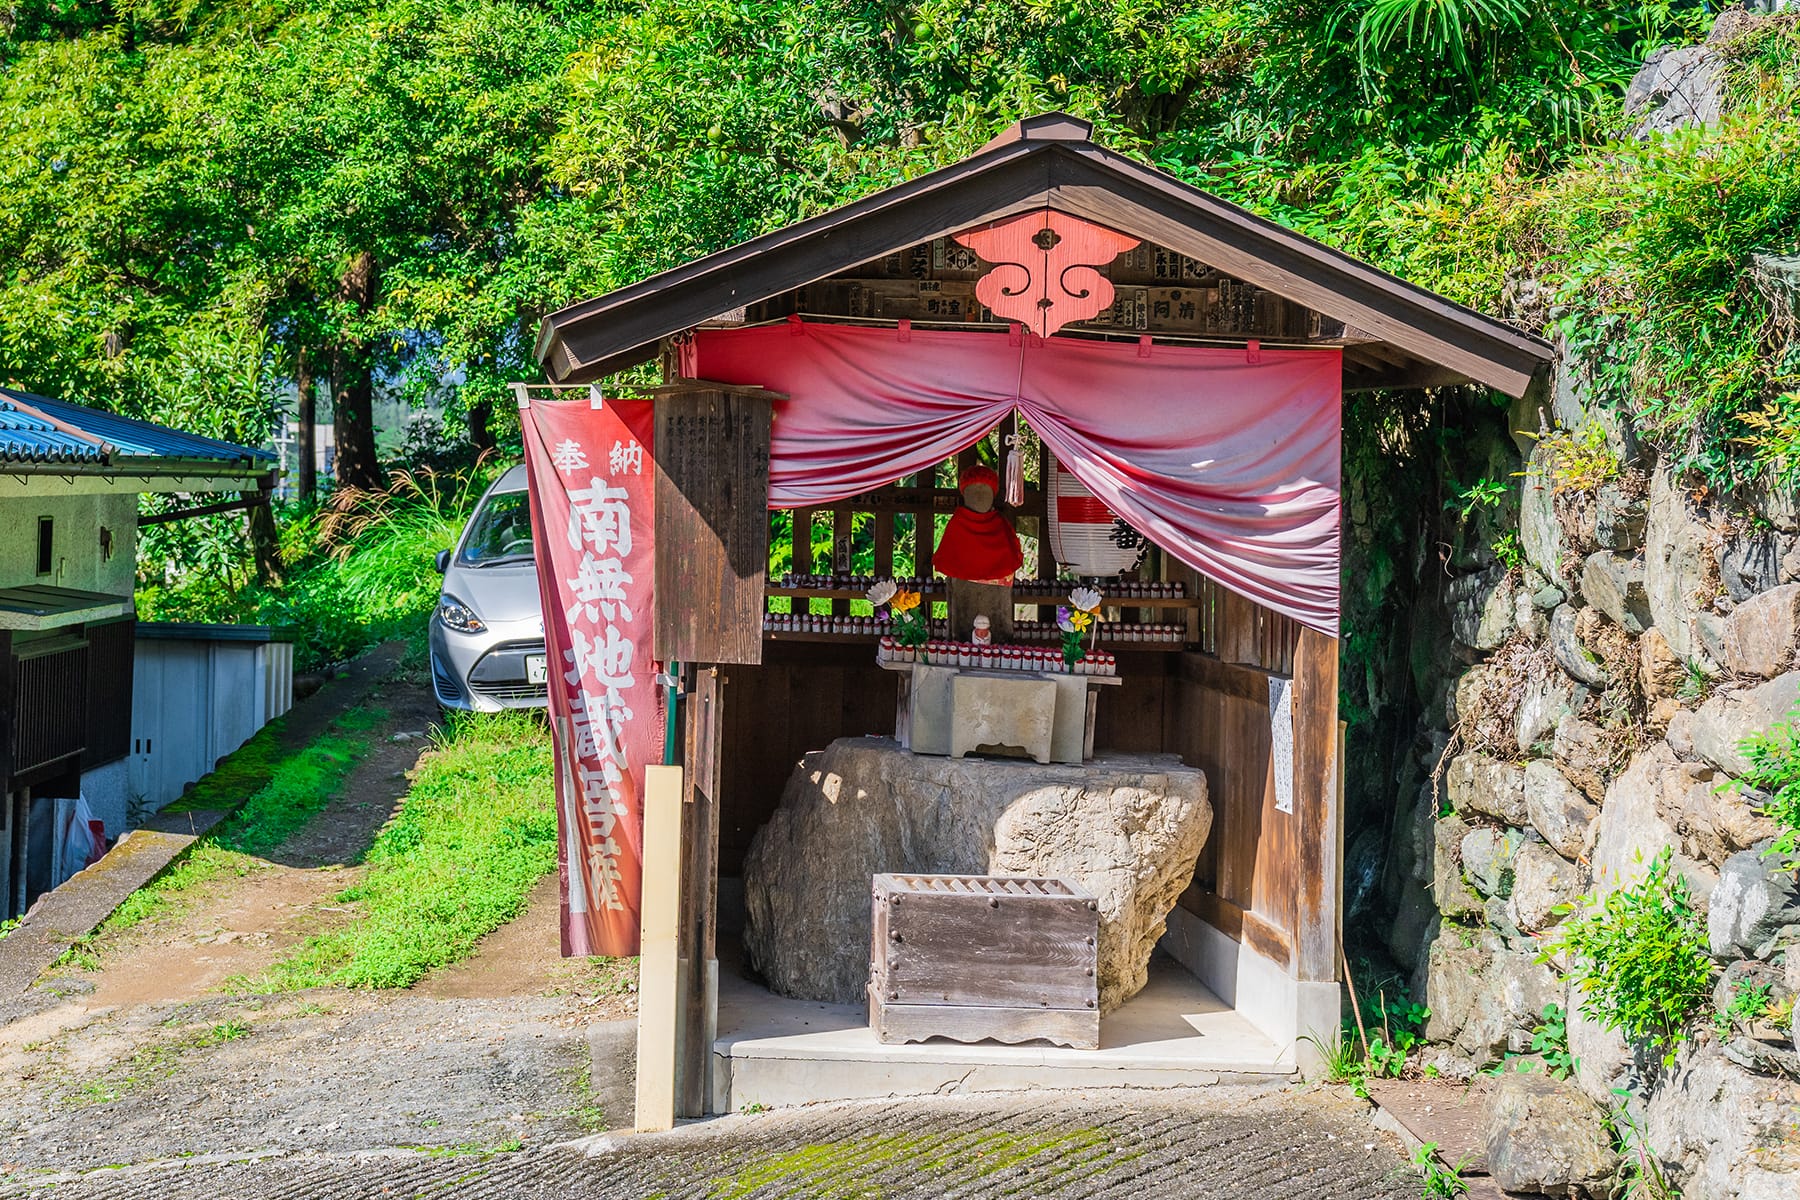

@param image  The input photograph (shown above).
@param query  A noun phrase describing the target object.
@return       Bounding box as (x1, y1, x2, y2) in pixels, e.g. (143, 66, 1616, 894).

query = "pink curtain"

(680, 321, 1342, 636)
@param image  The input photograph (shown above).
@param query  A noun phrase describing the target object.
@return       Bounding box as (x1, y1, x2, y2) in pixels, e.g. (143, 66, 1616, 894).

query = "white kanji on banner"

(519, 398, 657, 958)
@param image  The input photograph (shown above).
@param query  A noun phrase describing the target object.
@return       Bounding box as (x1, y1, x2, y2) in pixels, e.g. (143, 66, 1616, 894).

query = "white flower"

(1069, 586, 1103, 613)
(866, 579, 898, 607)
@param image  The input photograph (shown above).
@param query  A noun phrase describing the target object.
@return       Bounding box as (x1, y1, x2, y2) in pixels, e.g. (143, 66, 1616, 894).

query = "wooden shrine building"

(533, 113, 1552, 1119)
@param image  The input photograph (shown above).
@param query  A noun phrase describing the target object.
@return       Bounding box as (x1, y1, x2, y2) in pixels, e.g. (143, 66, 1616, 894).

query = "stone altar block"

(949, 673, 1056, 763)
(890, 663, 1118, 764)
(742, 737, 1212, 1015)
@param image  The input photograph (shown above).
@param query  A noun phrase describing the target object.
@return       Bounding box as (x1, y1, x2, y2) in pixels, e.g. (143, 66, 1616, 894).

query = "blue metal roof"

(0, 387, 274, 470)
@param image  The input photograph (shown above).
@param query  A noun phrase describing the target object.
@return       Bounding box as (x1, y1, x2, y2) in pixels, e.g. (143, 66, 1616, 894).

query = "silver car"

(429, 465, 549, 712)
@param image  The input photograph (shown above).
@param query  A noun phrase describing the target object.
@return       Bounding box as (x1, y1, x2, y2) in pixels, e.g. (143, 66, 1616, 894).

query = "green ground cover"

(244, 711, 556, 990)
(92, 711, 378, 942)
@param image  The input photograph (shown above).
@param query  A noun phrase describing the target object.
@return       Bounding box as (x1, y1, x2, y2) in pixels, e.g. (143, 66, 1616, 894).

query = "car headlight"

(437, 594, 486, 634)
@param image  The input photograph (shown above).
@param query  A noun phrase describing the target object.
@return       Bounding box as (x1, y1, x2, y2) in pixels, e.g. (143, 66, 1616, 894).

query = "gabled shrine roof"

(536, 113, 1552, 397)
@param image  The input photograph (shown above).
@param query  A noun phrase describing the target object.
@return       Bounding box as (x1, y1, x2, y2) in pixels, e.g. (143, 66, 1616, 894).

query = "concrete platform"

(711, 952, 1294, 1112)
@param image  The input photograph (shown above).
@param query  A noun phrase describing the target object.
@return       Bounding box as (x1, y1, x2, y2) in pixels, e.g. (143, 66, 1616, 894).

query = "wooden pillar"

(677, 665, 723, 1117)
(634, 764, 684, 1132)
(1217, 587, 1261, 667)
(1291, 626, 1342, 1071)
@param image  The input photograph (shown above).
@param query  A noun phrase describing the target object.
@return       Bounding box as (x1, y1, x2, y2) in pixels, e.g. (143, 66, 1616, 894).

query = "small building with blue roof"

(0, 387, 283, 917)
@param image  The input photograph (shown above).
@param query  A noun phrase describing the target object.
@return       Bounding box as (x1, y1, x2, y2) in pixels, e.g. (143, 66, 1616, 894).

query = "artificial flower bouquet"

(1058, 585, 1104, 666)
(868, 579, 928, 647)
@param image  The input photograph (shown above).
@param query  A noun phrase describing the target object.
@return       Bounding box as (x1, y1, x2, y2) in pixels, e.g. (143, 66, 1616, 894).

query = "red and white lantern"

(1046, 454, 1144, 578)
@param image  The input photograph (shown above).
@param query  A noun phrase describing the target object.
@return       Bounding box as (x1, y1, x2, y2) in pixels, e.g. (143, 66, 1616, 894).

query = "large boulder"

(1483, 1069, 1617, 1198)
(1654, 760, 1778, 869)
(1509, 839, 1581, 933)
(741, 738, 1211, 1014)
(1690, 672, 1800, 776)
(1721, 528, 1785, 605)
(1433, 814, 1485, 922)
(1518, 670, 1588, 754)
(1591, 744, 1718, 908)
(1459, 949, 1563, 1063)
(1555, 715, 1615, 802)
(1523, 442, 1570, 582)
(1644, 1040, 1800, 1200)
(1447, 752, 1529, 826)
(1550, 604, 1610, 686)
(1644, 462, 1719, 662)
(1461, 825, 1517, 897)
(1639, 626, 1687, 702)
(1724, 584, 1800, 679)
(1449, 566, 1517, 652)
(1625, 43, 1725, 138)
(1581, 552, 1653, 634)
(1525, 758, 1600, 861)
(1568, 999, 1635, 1107)
(1709, 848, 1800, 960)
(1419, 926, 1501, 1045)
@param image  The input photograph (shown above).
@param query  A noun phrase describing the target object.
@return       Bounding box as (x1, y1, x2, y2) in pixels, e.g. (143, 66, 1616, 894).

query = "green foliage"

(1544, 849, 1716, 1065)
(1412, 1142, 1470, 1200)
(1733, 704, 1800, 870)
(1531, 1002, 1577, 1080)
(1712, 979, 1775, 1037)
(247, 710, 559, 990)
(1609, 1088, 1682, 1200)
(1448, 476, 1508, 520)
(139, 462, 494, 671)
(1309, 978, 1430, 1094)
(1491, 1001, 1578, 1078)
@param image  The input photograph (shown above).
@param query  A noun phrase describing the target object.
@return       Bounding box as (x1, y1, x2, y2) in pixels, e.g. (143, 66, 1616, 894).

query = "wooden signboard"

(653, 384, 776, 665)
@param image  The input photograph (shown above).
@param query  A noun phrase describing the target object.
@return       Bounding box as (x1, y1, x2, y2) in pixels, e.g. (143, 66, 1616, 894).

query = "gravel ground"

(0, 1086, 1417, 1199)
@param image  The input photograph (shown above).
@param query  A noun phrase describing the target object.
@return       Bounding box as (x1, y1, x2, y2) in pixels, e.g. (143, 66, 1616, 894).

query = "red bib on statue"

(934, 506, 1023, 582)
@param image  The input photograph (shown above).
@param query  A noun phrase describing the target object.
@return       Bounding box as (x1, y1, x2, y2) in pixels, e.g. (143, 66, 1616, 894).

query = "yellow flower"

(1068, 610, 1092, 631)
(891, 590, 921, 613)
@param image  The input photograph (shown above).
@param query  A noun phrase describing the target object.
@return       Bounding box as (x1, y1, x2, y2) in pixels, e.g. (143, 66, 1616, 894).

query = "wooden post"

(1291, 628, 1342, 985)
(677, 666, 723, 1117)
(635, 764, 684, 1132)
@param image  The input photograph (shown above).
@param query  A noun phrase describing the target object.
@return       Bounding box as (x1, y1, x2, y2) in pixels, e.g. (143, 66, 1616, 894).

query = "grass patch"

(160, 718, 290, 815)
(82, 712, 377, 950)
(63, 1019, 253, 1107)
(246, 711, 555, 991)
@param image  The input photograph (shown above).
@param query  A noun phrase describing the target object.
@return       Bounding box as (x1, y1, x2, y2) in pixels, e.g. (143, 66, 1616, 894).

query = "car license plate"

(526, 655, 547, 685)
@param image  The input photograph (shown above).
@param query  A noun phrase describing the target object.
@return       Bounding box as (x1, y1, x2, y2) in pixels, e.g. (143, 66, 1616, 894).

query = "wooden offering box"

(869, 873, 1100, 1050)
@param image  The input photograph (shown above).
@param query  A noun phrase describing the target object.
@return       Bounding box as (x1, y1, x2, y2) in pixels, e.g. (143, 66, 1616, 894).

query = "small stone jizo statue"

(933, 463, 1022, 642)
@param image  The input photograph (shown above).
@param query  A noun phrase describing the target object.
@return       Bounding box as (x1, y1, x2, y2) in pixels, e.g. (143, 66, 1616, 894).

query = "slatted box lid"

(870, 872, 1098, 1013)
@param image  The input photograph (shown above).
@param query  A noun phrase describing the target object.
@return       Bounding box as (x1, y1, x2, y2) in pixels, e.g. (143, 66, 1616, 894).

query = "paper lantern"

(1046, 455, 1144, 577)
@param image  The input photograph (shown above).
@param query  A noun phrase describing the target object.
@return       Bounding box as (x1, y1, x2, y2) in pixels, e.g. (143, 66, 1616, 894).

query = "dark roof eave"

(0, 459, 276, 483)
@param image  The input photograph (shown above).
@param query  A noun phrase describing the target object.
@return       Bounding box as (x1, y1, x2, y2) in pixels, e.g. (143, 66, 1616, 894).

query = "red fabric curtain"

(681, 321, 1342, 636)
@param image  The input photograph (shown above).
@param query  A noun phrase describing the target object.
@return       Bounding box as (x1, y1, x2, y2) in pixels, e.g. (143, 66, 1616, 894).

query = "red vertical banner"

(519, 393, 659, 958)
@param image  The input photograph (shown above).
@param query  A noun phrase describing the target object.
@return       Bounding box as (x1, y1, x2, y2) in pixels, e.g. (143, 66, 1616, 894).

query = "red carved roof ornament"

(953, 209, 1141, 338)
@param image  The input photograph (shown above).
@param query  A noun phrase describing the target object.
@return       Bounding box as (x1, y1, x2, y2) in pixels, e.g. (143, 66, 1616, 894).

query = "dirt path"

(0, 677, 637, 1181)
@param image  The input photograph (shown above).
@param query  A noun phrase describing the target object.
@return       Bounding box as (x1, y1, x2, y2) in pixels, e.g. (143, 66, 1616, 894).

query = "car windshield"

(457, 490, 535, 567)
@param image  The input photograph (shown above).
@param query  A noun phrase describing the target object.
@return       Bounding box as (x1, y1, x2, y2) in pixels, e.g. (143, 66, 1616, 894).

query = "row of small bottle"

(774, 573, 1187, 601)
(875, 639, 1118, 675)
(778, 573, 941, 593)
(763, 613, 950, 637)
(1010, 620, 1189, 645)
